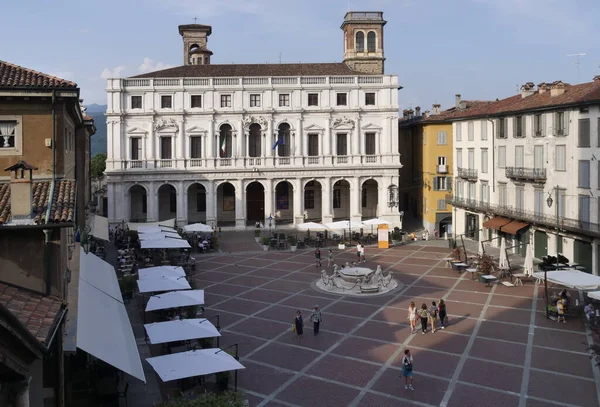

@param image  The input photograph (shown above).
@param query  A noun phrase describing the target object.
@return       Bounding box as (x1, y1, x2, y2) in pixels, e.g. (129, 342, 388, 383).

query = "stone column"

(107, 182, 116, 222)
(295, 117, 303, 158)
(264, 179, 274, 225)
(237, 120, 244, 161)
(324, 117, 331, 157)
(177, 181, 187, 225)
(107, 120, 115, 170)
(178, 120, 185, 167)
(148, 122, 155, 160)
(205, 180, 217, 225)
(292, 179, 303, 225)
(350, 179, 361, 224)
(147, 182, 158, 222)
(321, 177, 333, 223)
(235, 180, 245, 229)
(113, 119, 123, 164)
(352, 118, 360, 158)
(267, 118, 275, 159)
(207, 120, 214, 159)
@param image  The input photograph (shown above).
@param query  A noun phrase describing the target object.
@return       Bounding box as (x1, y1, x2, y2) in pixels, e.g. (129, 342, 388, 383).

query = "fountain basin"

(338, 267, 374, 282)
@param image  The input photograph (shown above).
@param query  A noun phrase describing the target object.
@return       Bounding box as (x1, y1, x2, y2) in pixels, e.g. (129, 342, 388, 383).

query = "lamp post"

(268, 214, 273, 235)
(545, 185, 560, 319)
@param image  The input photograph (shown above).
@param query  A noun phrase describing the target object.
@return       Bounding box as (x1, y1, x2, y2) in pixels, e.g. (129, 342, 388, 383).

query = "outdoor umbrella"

(140, 239, 191, 249)
(144, 318, 221, 345)
(295, 222, 330, 231)
(145, 289, 205, 312)
(138, 232, 182, 240)
(362, 218, 391, 226)
(498, 237, 508, 269)
(523, 243, 534, 277)
(138, 266, 186, 280)
(588, 291, 600, 301)
(183, 223, 214, 234)
(533, 270, 600, 290)
(325, 220, 365, 230)
(137, 276, 191, 293)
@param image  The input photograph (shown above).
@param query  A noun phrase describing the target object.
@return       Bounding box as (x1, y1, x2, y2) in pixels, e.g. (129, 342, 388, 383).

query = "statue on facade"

(332, 116, 355, 128)
(154, 118, 178, 132)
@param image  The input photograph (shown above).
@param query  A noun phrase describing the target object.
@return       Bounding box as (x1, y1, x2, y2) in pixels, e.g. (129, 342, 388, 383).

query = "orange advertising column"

(378, 224, 389, 249)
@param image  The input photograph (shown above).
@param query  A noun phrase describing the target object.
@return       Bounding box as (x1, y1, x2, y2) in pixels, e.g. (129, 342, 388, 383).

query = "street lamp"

(545, 185, 560, 319)
(268, 214, 273, 235)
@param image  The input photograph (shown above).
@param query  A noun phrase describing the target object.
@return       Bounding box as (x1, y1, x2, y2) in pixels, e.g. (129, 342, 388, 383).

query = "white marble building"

(105, 12, 402, 229)
(447, 78, 600, 274)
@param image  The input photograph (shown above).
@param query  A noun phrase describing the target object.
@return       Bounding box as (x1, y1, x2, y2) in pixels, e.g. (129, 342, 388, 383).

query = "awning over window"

(482, 216, 511, 231)
(501, 221, 529, 235)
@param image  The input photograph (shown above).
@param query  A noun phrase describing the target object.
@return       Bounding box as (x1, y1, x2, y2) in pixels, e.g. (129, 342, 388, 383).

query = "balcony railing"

(218, 158, 232, 167)
(158, 159, 173, 168)
(457, 168, 478, 180)
(277, 157, 290, 165)
(363, 155, 378, 163)
(306, 156, 320, 165)
(127, 160, 143, 169)
(336, 156, 348, 164)
(188, 158, 203, 167)
(445, 195, 600, 238)
(505, 167, 547, 181)
(437, 164, 448, 174)
(246, 158, 262, 166)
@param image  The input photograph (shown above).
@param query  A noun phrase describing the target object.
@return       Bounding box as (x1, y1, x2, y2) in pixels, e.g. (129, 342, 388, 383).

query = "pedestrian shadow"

(449, 313, 471, 326)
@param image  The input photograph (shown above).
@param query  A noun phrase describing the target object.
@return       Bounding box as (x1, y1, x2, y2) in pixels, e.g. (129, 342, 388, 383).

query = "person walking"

(314, 248, 322, 268)
(310, 305, 322, 335)
(438, 299, 447, 329)
(401, 349, 415, 390)
(294, 310, 304, 338)
(356, 243, 362, 263)
(408, 301, 417, 333)
(360, 244, 366, 263)
(419, 303, 430, 334)
(327, 250, 334, 268)
(429, 301, 438, 333)
(557, 298, 566, 323)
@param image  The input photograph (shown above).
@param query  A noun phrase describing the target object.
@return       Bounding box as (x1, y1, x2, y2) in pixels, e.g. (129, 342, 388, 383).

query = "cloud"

(138, 57, 174, 74)
(100, 66, 127, 79)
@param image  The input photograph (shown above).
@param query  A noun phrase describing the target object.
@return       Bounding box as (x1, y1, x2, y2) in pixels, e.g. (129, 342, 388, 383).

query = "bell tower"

(341, 12, 386, 74)
(178, 24, 213, 66)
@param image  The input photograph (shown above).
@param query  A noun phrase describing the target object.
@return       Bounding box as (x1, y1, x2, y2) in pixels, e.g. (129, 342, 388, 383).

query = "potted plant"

(215, 371, 231, 391)
(547, 304, 558, 321)
(261, 236, 270, 251)
(452, 247, 462, 261)
(288, 235, 297, 252)
(198, 337, 214, 349)
(338, 241, 346, 250)
(391, 230, 402, 245)
(254, 229, 261, 243)
(476, 254, 494, 276)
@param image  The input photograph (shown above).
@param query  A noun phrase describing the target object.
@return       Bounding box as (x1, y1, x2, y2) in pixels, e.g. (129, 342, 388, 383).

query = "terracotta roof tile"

(0, 283, 63, 344)
(399, 101, 490, 125)
(132, 62, 366, 78)
(0, 179, 76, 225)
(0, 60, 77, 89)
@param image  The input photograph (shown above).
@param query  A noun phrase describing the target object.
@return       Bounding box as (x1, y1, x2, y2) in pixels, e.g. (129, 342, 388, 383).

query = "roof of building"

(178, 24, 212, 36)
(0, 60, 77, 89)
(132, 62, 367, 78)
(0, 180, 76, 225)
(398, 100, 490, 126)
(0, 283, 64, 345)
(448, 78, 600, 120)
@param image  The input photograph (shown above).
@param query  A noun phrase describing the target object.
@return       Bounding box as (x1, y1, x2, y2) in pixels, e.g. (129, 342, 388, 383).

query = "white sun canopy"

(325, 220, 365, 230)
(80, 248, 122, 302)
(362, 218, 391, 225)
(90, 215, 110, 241)
(144, 318, 221, 345)
(295, 222, 330, 231)
(533, 270, 600, 290)
(138, 232, 182, 240)
(183, 223, 214, 233)
(128, 220, 176, 231)
(137, 276, 191, 293)
(146, 290, 205, 312)
(588, 291, 600, 301)
(138, 266, 186, 280)
(140, 239, 191, 249)
(146, 348, 245, 382)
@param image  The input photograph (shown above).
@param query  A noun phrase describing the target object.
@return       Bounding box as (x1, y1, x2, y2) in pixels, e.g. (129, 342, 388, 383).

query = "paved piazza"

(194, 242, 600, 407)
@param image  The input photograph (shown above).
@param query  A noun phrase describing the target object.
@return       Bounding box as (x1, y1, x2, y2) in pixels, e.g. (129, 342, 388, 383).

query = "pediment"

(186, 126, 208, 134)
(332, 123, 355, 130)
(127, 127, 148, 134)
(361, 123, 383, 131)
(304, 124, 325, 132)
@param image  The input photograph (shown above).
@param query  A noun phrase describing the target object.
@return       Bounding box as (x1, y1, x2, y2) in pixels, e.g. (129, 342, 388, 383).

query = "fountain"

(314, 264, 399, 296)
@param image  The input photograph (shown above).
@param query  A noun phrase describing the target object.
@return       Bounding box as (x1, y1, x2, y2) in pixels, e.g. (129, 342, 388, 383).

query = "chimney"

(402, 109, 409, 119)
(520, 82, 535, 98)
(423, 110, 430, 118)
(415, 106, 421, 117)
(537, 82, 547, 94)
(432, 104, 441, 115)
(455, 94, 461, 109)
(5, 160, 37, 221)
(407, 109, 414, 119)
(550, 80, 566, 97)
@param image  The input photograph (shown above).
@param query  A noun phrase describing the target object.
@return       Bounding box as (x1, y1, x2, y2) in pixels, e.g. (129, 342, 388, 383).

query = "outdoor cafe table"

(465, 268, 478, 280)
(481, 274, 498, 287)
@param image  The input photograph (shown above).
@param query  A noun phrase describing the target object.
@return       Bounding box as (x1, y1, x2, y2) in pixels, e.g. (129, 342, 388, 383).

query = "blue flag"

(272, 134, 284, 149)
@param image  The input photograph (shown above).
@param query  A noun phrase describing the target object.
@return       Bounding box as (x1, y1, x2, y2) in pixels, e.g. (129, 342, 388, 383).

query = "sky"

(1, 0, 599, 110)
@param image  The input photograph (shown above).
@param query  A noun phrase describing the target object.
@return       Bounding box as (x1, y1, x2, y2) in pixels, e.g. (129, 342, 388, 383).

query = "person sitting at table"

(585, 303, 595, 320)
(202, 238, 209, 249)
(198, 240, 205, 252)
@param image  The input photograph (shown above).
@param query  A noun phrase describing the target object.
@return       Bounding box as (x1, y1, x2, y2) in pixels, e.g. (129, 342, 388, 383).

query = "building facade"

(105, 12, 402, 229)
(447, 78, 600, 274)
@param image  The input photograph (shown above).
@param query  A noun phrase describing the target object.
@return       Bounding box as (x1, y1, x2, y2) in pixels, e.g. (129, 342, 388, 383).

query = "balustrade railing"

(306, 156, 320, 165)
(128, 160, 143, 169)
(457, 167, 478, 180)
(218, 158, 232, 167)
(158, 159, 173, 168)
(277, 157, 290, 165)
(363, 155, 377, 163)
(505, 167, 547, 181)
(246, 158, 261, 166)
(300, 77, 326, 85)
(188, 158, 203, 167)
(154, 79, 180, 87)
(242, 77, 269, 85)
(184, 78, 210, 86)
(214, 78, 239, 86)
(336, 156, 348, 164)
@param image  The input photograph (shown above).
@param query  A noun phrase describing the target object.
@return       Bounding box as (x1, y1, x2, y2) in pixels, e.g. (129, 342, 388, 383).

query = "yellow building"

(399, 98, 485, 237)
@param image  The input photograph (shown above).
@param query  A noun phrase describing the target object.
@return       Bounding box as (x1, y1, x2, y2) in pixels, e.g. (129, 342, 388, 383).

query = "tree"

(91, 153, 106, 179)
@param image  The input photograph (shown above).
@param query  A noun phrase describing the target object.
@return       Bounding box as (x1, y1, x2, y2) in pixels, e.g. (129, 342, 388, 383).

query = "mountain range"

(87, 105, 107, 156)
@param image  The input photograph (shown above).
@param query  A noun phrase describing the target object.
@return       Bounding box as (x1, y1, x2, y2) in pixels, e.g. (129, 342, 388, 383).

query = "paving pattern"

(193, 242, 600, 407)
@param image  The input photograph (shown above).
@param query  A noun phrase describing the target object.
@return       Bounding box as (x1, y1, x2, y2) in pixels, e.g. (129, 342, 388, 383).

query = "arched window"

(367, 31, 376, 52)
(219, 124, 232, 158)
(189, 43, 200, 52)
(248, 123, 261, 157)
(355, 31, 364, 52)
(277, 123, 291, 157)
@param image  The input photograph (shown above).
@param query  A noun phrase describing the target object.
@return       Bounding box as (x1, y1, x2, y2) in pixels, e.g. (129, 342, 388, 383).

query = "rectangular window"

(497, 118, 506, 138)
(456, 148, 462, 169)
(555, 145, 566, 171)
(455, 179, 462, 198)
(437, 199, 446, 210)
(362, 187, 367, 208)
(516, 186, 524, 212)
(579, 160, 590, 188)
(456, 122, 462, 141)
(498, 146, 506, 168)
(190, 137, 202, 158)
(308, 134, 319, 156)
(534, 189, 543, 215)
(534, 114, 543, 137)
(220, 94, 232, 108)
(308, 93, 319, 106)
(336, 93, 347, 106)
(468, 121, 474, 141)
(160, 95, 172, 109)
(365, 92, 375, 105)
(481, 149, 488, 173)
(554, 111, 568, 136)
(468, 149, 474, 169)
(190, 95, 202, 108)
(250, 94, 261, 107)
(437, 131, 447, 145)
(433, 176, 447, 191)
(515, 146, 524, 167)
(279, 94, 290, 107)
(578, 118, 591, 147)
(365, 132, 376, 155)
(498, 183, 507, 207)
(304, 190, 315, 209)
(468, 182, 476, 201)
(336, 133, 347, 156)
(481, 183, 489, 203)
(333, 189, 341, 208)
(534, 145, 544, 169)
(160, 137, 172, 159)
(131, 95, 142, 109)
(169, 190, 176, 213)
(130, 137, 141, 160)
(579, 195, 590, 224)
(481, 120, 488, 140)
(514, 116, 525, 138)
(437, 156, 447, 166)
(196, 191, 206, 212)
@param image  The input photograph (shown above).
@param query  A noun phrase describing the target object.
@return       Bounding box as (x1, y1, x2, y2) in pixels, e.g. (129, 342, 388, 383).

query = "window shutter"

(512, 118, 517, 138)
(515, 146, 524, 167)
(563, 111, 570, 136)
(553, 113, 559, 135)
(541, 114, 546, 137)
(534, 145, 544, 169)
(578, 119, 590, 147)
(481, 121, 487, 140)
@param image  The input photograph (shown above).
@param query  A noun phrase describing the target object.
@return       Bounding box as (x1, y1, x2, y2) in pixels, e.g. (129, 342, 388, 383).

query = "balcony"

(457, 167, 478, 180)
(505, 167, 546, 182)
(245, 157, 262, 166)
(336, 156, 348, 164)
(445, 195, 600, 238)
(157, 159, 173, 168)
(187, 158, 203, 167)
(437, 164, 448, 174)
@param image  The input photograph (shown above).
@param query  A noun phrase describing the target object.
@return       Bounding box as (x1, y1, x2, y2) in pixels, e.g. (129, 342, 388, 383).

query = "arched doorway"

(332, 180, 350, 220)
(246, 182, 265, 226)
(439, 216, 452, 240)
(129, 185, 147, 222)
(303, 181, 322, 221)
(158, 184, 177, 222)
(248, 123, 261, 158)
(275, 181, 294, 224)
(187, 183, 206, 223)
(361, 179, 378, 219)
(217, 182, 235, 226)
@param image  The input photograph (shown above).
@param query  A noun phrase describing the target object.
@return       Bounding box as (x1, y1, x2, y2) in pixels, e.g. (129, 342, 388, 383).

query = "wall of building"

(0, 229, 47, 293)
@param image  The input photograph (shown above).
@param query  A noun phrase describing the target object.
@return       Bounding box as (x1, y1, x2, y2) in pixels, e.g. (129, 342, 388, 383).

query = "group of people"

(313, 244, 367, 268)
(292, 306, 322, 338)
(408, 300, 448, 334)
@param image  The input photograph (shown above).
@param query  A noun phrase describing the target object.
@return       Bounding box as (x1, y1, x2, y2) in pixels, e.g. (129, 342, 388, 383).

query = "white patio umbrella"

(140, 239, 191, 249)
(183, 223, 214, 234)
(138, 266, 186, 280)
(498, 237, 508, 269)
(324, 220, 365, 230)
(137, 276, 191, 293)
(587, 291, 600, 301)
(523, 243, 534, 277)
(533, 270, 600, 290)
(146, 290, 205, 312)
(144, 318, 221, 345)
(362, 218, 391, 225)
(138, 232, 182, 240)
(295, 222, 330, 231)
(478, 241, 484, 257)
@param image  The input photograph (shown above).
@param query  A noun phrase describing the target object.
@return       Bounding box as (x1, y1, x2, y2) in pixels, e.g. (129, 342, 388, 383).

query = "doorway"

(246, 182, 265, 225)
(534, 231, 548, 259)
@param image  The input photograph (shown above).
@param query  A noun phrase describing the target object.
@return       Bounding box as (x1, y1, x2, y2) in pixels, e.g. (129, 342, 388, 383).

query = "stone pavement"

(193, 240, 600, 407)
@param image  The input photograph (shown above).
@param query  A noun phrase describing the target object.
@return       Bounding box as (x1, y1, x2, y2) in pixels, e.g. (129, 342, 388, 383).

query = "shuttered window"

(498, 183, 507, 207)
(468, 121, 474, 141)
(534, 189, 543, 215)
(534, 145, 544, 169)
(515, 146, 524, 167)
(498, 146, 506, 168)
(456, 148, 462, 168)
(578, 118, 590, 147)
(554, 111, 569, 136)
(365, 133, 376, 155)
(456, 123, 462, 141)
(579, 195, 590, 224)
(481, 121, 488, 140)
(516, 186, 524, 211)
(481, 149, 488, 173)
(437, 131, 447, 145)
(555, 145, 566, 171)
(468, 149, 474, 169)
(160, 137, 172, 159)
(579, 160, 590, 188)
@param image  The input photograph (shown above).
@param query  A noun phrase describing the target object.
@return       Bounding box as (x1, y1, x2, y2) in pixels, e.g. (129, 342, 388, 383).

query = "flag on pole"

(221, 136, 227, 154)
(272, 134, 284, 150)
